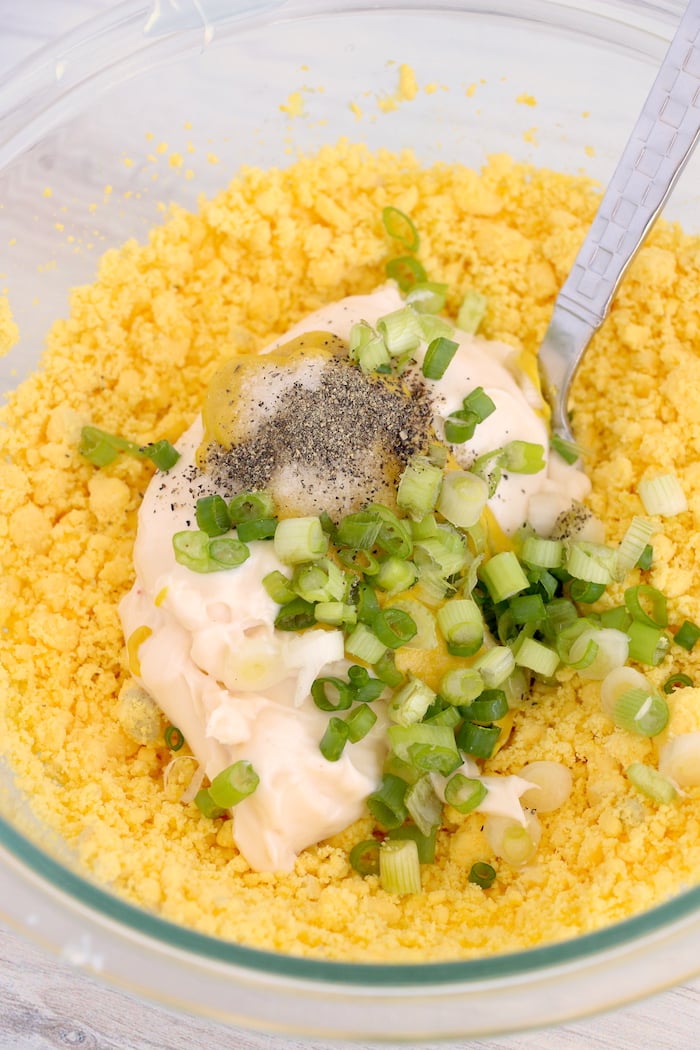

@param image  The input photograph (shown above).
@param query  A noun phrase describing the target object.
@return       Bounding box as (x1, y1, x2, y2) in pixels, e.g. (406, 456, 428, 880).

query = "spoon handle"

(540, 0, 700, 437)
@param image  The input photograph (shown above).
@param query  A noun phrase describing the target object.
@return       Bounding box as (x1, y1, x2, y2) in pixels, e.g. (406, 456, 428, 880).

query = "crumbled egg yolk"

(2, 141, 700, 961)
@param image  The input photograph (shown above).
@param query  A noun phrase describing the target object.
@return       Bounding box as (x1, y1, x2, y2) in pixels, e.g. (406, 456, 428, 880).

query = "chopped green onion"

(338, 548, 381, 576)
(373, 650, 404, 687)
(568, 627, 629, 681)
(228, 489, 276, 524)
(405, 775, 443, 836)
(473, 645, 516, 688)
(262, 570, 295, 605)
(627, 620, 671, 666)
(293, 559, 346, 603)
(377, 306, 423, 356)
(195, 494, 231, 537)
(385, 255, 428, 293)
(79, 425, 180, 471)
(406, 281, 449, 314)
(320, 717, 350, 761)
(509, 593, 547, 625)
(513, 636, 560, 678)
(484, 814, 540, 867)
(566, 540, 616, 585)
(414, 526, 468, 578)
(209, 759, 260, 808)
(468, 861, 496, 888)
(463, 689, 509, 723)
(519, 760, 572, 812)
(387, 824, 436, 864)
(462, 386, 496, 422)
(437, 470, 489, 529)
(626, 762, 677, 804)
(273, 516, 328, 564)
(638, 473, 687, 517)
(624, 584, 668, 628)
(545, 597, 580, 636)
(520, 535, 563, 569)
(443, 411, 478, 444)
(436, 598, 484, 657)
(444, 773, 488, 814)
(615, 516, 655, 578)
(388, 677, 437, 726)
(388, 722, 457, 764)
(311, 677, 354, 712)
(379, 838, 422, 895)
(371, 608, 418, 649)
(164, 725, 185, 751)
(349, 839, 381, 876)
(636, 544, 654, 571)
(194, 789, 227, 820)
(440, 667, 484, 706)
(455, 721, 500, 759)
(456, 289, 487, 334)
(613, 687, 669, 737)
(550, 433, 585, 465)
(479, 551, 530, 603)
(348, 665, 386, 703)
(350, 323, 391, 374)
(336, 511, 382, 550)
(388, 598, 438, 650)
(397, 456, 443, 520)
(274, 597, 316, 631)
(236, 517, 277, 542)
(314, 601, 357, 626)
(172, 530, 212, 573)
(345, 704, 378, 742)
(345, 622, 387, 664)
(568, 579, 606, 603)
(663, 672, 694, 694)
(367, 773, 409, 829)
(355, 582, 381, 624)
(422, 336, 459, 380)
(374, 556, 417, 595)
(674, 619, 700, 651)
(501, 441, 545, 474)
(208, 537, 250, 568)
(382, 206, 420, 252)
(599, 606, 632, 632)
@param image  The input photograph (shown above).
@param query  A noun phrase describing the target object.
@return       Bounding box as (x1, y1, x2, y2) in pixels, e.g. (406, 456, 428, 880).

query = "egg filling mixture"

(3, 142, 700, 961)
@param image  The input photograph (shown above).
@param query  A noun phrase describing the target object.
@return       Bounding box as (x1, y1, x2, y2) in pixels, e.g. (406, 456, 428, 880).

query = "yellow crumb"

(585, 145, 596, 157)
(280, 91, 305, 117)
(43, 187, 53, 198)
(523, 127, 539, 145)
(0, 295, 19, 355)
(3, 141, 700, 963)
(349, 102, 363, 120)
(169, 153, 184, 169)
(516, 93, 537, 106)
(379, 62, 419, 112)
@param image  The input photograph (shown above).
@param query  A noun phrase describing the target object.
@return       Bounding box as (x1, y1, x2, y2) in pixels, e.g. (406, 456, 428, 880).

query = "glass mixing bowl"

(2, 0, 700, 1041)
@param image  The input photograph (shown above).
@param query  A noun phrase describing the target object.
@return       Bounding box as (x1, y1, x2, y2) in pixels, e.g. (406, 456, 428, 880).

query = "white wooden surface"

(2, 3, 700, 1047)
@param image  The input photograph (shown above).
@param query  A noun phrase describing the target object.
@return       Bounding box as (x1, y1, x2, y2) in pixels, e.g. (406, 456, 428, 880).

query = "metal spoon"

(539, 0, 700, 442)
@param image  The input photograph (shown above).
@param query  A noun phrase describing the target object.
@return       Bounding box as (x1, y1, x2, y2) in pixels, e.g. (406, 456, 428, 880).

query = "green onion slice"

(209, 760, 260, 808)
(624, 584, 668, 628)
(422, 336, 459, 380)
(311, 677, 354, 712)
(626, 762, 678, 804)
(385, 255, 428, 293)
(372, 608, 418, 649)
(367, 774, 409, 830)
(164, 725, 185, 751)
(195, 494, 231, 537)
(349, 839, 381, 876)
(379, 838, 422, 895)
(382, 206, 420, 252)
(468, 861, 497, 888)
(208, 537, 250, 568)
(674, 620, 700, 652)
(456, 289, 487, 334)
(455, 721, 500, 759)
(444, 773, 488, 814)
(79, 425, 180, 471)
(612, 687, 669, 737)
(345, 704, 378, 743)
(320, 717, 350, 761)
(663, 673, 694, 694)
(228, 489, 276, 524)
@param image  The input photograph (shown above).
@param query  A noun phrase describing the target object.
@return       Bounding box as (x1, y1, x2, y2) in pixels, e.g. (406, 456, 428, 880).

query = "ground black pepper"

(199, 353, 435, 519)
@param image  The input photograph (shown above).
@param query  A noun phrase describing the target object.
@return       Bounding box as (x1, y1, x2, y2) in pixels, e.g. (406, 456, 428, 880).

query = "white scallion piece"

(379, 839, 422, 895)
(484, 812, 541, 867)
(519, 761, 573, 813)
(568, 627, 629, 681)
(599, 665, 653, 720)
(614, 515, 656, 579)
(638, 473, 688, 517)
(659, 733, 700, 788)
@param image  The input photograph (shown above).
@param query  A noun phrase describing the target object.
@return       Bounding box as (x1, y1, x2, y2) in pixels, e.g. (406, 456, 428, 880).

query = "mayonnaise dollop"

(120, 287, 589, 872)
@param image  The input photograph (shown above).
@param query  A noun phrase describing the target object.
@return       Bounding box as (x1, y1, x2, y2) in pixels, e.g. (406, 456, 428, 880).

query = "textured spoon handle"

(557, 0, 700, 328)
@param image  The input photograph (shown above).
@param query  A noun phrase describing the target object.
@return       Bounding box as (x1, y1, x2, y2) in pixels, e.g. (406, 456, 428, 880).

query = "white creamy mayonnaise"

(120, 286, 589, 872)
